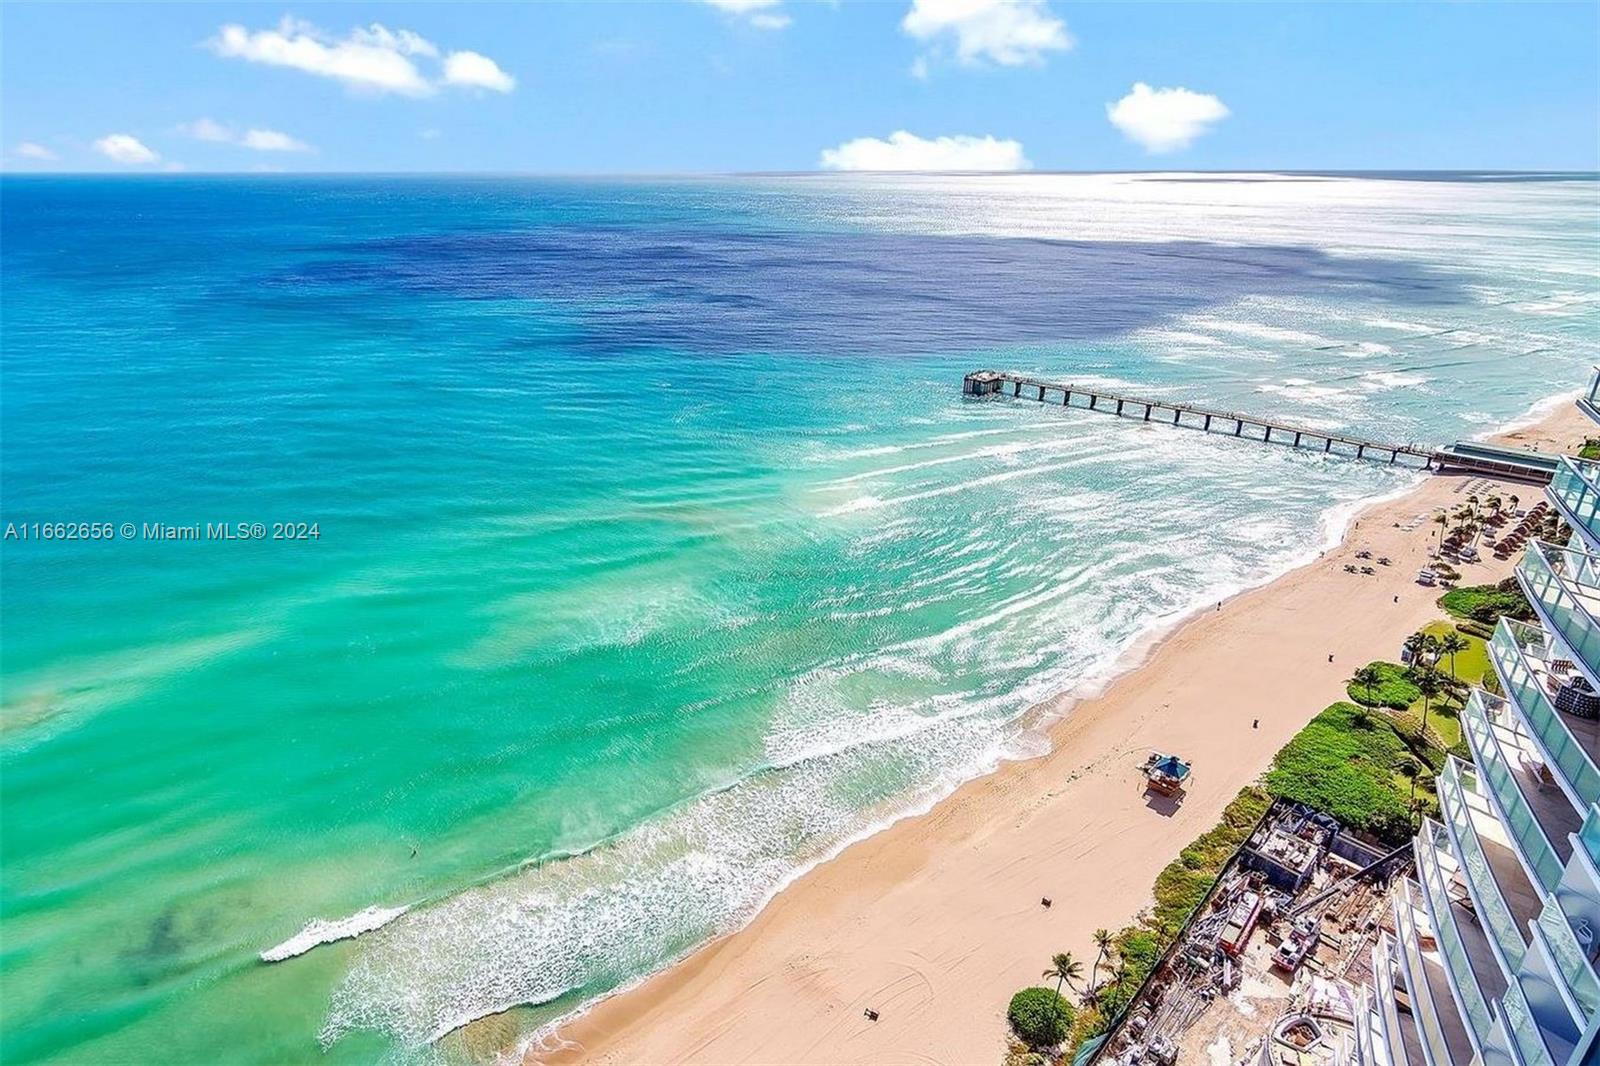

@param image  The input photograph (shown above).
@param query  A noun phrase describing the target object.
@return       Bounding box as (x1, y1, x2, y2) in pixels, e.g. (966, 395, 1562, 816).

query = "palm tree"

(1439, 632, 1470, 682)
(1089, 928, 1114, 995)
(1042, 952, 1083, 1032)
(1433, 512, 1449, 555)
(1097, 962, 1137, 1015)
(1509, 493, 1521, 516)
(1416, 669, 1444, 746)
(1352, 665, 1384, 717)
(1403, 631, 1429, 670)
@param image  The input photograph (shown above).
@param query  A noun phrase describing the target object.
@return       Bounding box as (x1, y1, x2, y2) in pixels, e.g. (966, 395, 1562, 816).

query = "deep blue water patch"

(288, 228, 1473, 356)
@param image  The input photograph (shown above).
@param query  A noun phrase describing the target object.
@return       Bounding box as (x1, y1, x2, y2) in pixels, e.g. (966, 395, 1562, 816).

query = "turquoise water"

(2, 173, 1596, 1063)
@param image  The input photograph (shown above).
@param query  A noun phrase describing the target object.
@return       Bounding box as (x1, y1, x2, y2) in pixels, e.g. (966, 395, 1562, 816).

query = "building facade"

(1369, 376, 1600, 1066)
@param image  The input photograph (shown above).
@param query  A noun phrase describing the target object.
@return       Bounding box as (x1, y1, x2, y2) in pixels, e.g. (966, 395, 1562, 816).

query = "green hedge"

(1347, 662, 1421, 710)
(1439, 582, 1534, 625)
(1008, 987, 1072, 1048)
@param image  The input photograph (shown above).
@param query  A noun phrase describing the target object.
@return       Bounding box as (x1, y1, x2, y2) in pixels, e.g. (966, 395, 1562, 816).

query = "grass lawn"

(1421, 621, 1490, 684)
(1346, 662, 1421, 710)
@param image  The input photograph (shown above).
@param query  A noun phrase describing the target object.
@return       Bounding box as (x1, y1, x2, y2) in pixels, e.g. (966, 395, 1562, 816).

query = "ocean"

(1, 172, 1596, 1064)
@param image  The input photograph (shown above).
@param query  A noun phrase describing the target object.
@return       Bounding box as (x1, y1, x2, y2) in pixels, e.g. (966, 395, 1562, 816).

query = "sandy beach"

(531, 400, 1592, 1066)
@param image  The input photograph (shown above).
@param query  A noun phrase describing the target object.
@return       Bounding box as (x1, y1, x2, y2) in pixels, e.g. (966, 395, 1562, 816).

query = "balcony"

(1549, 457, 1600, 554)
(1462, 692, 1578, 893)
(1518, 541, 1600, 696)
(1579, 367, 1600, 427)
(1531, 898, 1600, 1024)
(1376, 930, 1435, 1066)
(1358, 985, 1400, 1066)
(1415, 820, 1512, 1065)
(1499, 979, 1559, 1066)
(1489, 618, 1600, 811)
(1438, 758, 1535, 974)
(1581, 807, 1600, 876)
(1394, 880, 1479, 1066)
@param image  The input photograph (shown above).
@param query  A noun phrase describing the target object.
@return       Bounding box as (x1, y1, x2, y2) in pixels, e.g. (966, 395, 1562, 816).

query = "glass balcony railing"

(1490, 618, 1600, 810)
(1533, 900, 1600, 1021)
(1499, 979, 1557, 1066)
(1394, 886, 1457, 1066)
(1416, 821, 1498, 1055)
(1519, 542, 1600, 692)
(1582, 367, 1600, 425)
(1373, 934, 1411, 1066)
(1489, 1011, 1526, 1066)
(1581, 807, 1600, 873)
(1549, 457, 1600, 552)
(1439, 757, 1529, 972)
(1463, 692, 1565, 894)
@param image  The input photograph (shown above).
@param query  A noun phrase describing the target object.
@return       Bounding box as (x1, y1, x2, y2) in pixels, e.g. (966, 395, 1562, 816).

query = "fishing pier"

(962, 370, 1558, 483)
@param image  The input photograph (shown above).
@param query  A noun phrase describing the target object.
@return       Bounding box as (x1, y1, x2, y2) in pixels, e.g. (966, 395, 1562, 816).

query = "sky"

(2, 0, 1597, 174)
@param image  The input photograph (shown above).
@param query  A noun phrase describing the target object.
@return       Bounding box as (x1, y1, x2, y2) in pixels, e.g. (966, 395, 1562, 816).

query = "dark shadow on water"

(279, 227, 1476, 356)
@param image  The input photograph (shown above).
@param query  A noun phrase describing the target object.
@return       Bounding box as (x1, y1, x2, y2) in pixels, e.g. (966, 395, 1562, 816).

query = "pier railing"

(963, 370, 1556, 482)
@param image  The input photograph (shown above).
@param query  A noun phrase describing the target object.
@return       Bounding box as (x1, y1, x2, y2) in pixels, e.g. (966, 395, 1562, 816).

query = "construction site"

(1094, 803, 1411, 1066)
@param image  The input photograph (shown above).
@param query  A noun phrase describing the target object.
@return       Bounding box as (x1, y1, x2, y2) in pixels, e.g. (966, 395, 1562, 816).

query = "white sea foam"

(1184, 316, 1332, 347)
(1255, 379, 1354, 403)
(1361, 370, 1429, 390)
(1359, 316, 1438, 334)
(261, 905, 410, 963)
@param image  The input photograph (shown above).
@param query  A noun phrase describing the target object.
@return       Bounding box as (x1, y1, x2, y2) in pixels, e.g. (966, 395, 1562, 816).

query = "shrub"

(1008, 987, 1072, 1048)
(1263, 703, 1416, 844)
(1440, 583, 1533, 625)
(1347, 662, 1421, 710)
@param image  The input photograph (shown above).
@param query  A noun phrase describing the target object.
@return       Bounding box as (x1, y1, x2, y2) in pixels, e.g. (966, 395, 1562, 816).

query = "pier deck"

(962, 371, 1556, 483)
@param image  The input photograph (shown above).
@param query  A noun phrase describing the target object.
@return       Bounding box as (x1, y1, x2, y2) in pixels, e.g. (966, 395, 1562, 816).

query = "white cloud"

(442, 50, 516, 93)
(351, 24, 438, 58)
(209, 18, 514, 97)
(93, 134, 160, 165)
(699, 0, 792, 30)
(902, 0, 1070, 69)
(211, 18, 432, 96)
(819, 130, 1029, 171)
(1106, 82, 1229, 153)
(178, 119, 312, 152)
(178, 118, 234, 143)
(241, 128, 312, 152)
(17, 142, 58, 161)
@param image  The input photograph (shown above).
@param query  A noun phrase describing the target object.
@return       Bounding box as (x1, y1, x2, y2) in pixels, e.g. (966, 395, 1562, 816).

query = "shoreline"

(522, 398, 1592, 1066)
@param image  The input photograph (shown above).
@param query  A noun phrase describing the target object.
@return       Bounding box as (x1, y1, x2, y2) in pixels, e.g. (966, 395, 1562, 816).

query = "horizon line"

(3, 167, 1599, 180)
